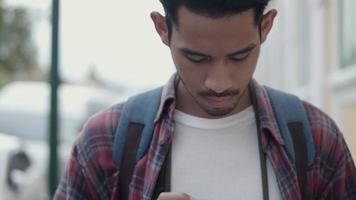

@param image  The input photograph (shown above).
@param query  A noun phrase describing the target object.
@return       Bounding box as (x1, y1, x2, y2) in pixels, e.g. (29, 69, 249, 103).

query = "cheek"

(177, 66, 203, 90)
(237, 51, 259, 76)
(229, 57, 258, 87)
(173, 61, 204, 92)
(247, 48, 260, 70)
(172, 53, 202, 80)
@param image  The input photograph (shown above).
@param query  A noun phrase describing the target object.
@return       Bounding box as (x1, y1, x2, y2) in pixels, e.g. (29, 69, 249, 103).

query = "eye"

(230, 52, 250, 61)
(184, 54, 210, 63)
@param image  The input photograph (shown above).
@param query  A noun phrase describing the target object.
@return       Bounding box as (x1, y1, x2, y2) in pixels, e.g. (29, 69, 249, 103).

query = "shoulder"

(302, 101, 354, 169)
(80, 103, 123, 145)
(302, 101, 343, 148)
(55, 103, 125, 199)
(302, 101, 356, 198)
(73, 103, 124, 170)
(303, 101, 339, 135)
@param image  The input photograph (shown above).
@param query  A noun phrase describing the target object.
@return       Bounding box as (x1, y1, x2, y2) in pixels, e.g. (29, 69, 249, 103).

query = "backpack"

(112, 86, 316, 200)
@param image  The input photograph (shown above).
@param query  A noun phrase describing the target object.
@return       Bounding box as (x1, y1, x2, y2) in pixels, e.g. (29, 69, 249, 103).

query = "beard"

(178, 75, 247, 117)
(196, 89, 242, 116)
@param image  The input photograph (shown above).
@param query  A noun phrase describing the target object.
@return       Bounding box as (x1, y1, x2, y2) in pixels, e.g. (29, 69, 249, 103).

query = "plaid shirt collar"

(154, 74, 285, 149)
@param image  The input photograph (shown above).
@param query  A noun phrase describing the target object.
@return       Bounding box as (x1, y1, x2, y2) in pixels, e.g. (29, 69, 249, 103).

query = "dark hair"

(159, 0, 271, 39)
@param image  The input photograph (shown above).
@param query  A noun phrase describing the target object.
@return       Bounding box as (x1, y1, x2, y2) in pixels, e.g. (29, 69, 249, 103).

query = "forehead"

(173, 7, 259, 52)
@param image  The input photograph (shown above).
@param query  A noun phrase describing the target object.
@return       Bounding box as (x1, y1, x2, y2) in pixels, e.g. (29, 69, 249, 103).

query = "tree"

(0, 0, 39, 88)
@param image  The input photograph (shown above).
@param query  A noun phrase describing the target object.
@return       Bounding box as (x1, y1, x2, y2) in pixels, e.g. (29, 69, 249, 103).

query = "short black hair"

(159, 0, 271, 39)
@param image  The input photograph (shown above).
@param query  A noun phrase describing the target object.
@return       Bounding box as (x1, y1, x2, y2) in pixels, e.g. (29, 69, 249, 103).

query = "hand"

(157, 192, 197, 200)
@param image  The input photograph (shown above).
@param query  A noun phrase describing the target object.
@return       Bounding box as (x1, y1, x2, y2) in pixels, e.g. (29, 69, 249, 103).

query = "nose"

(204, 60, 233, 93)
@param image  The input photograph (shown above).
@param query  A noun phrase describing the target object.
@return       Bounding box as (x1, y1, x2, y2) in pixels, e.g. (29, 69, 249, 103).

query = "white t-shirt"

(171, 106, 282, 200)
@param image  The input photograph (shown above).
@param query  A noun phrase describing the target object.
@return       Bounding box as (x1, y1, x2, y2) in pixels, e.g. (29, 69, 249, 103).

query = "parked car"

(0, 81, 129, 200)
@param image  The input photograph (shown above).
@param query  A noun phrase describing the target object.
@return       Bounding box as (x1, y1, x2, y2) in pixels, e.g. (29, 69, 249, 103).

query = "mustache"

(198, 89, 240, 98)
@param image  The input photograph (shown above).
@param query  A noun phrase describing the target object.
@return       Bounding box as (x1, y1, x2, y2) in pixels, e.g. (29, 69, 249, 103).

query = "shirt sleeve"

(54, 105, 121, 200)
(54, 143, 99, 200)
(324, 134, 356, 199)
(303, 101, 356, 199)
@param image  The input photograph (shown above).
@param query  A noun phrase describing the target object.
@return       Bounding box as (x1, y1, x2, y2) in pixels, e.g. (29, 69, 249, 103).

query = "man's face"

(151, 6, 276, 118)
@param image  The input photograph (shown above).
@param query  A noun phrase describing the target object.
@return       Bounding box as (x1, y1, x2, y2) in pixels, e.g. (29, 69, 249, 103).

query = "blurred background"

(0, 0, 354, 199)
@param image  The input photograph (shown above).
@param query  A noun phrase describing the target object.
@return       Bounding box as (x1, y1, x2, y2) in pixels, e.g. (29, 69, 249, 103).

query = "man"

(55, 0, 356, 199)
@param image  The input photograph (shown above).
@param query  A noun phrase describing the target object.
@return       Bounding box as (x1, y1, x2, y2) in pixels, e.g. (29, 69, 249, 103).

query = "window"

(297, 0, 311, 86)
(339, 0, 356, 68)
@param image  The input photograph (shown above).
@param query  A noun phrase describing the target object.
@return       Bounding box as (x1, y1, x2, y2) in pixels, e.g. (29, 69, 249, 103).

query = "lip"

(204, 96, 233, 107)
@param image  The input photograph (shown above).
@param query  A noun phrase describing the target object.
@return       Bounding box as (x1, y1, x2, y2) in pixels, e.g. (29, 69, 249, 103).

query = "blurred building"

(255, 0, 356, 157)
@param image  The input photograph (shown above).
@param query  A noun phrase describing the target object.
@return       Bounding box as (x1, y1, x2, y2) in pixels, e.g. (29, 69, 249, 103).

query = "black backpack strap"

(112, 87, 164, 199)
(118, 123, 144, 200)
(288, 122, 309, 200)
(265, 86, 315, 199)
(113, 87, 163, 166)
(118, 122, 170, 200)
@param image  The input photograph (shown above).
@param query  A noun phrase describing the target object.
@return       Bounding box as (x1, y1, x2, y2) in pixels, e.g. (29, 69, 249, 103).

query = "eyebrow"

(227, 44, 257, 57)
(179, 43, 257, 58)
(180, 48, 211, 58)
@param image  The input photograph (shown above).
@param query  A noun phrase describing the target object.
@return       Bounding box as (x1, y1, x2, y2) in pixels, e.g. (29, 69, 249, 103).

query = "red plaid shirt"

(55, 75, 356, 200)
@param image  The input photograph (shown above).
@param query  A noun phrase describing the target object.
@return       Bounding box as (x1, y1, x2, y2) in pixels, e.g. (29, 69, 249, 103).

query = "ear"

(151, 11, 170, 46)
(260, 9, 277, 44)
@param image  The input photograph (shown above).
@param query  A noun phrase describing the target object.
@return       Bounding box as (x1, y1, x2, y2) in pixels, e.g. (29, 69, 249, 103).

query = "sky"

(6, 0, 175, 89)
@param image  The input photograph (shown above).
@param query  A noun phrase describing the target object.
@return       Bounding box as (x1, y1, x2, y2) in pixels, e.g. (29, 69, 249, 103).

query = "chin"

(203, 106, 235, 117)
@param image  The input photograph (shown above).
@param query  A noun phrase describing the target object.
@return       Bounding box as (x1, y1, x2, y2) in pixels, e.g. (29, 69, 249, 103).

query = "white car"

(0, 132, 49, 200)
(0, 81, 129, 200)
